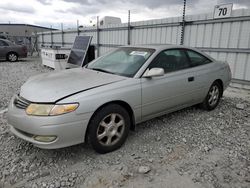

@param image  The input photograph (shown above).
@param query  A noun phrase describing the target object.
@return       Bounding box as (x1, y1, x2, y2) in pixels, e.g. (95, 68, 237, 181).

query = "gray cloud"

(0, 3, 35, 13)
(60, 0, 199, 9)
(36, 0, 52, 5)
(58, 6, 100, 16)
(54, 0, 250, 24)
(120, 0, 192, 9)
(220, 0, 250, 7)
(61, 0, 91, 5)
(1, 0, 249, 29)
(53, 0, 98, 16)
(59, 0, 250, 10)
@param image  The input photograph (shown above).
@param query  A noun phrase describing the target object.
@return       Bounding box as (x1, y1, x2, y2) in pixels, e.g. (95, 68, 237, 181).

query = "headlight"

(50, 103, 79, 116)
(26, 103, 79, 116)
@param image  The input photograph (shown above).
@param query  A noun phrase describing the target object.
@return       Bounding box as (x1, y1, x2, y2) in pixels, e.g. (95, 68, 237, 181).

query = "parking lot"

(0, 58, 250, 188)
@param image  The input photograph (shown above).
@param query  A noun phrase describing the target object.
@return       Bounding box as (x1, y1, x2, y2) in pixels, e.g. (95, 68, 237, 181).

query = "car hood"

(20, 68, 125, 103)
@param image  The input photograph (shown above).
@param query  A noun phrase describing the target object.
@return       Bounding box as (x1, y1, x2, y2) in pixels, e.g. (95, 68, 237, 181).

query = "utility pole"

(61, 23, 64, 47)
(180, 0, 186, 45)
(50, 25, 53, 47)
(77, 20, 80, 36)
(97, 16, 100, 57)
(127, 10, 131, 45)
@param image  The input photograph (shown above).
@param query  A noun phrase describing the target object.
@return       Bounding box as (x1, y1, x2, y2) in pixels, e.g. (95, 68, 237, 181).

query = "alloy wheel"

(8, 53, 17, 62)
(97, 113, 125, 146)
(208, 85, 219, 106)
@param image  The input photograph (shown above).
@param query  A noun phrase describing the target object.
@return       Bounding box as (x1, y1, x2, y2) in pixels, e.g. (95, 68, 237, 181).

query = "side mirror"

(143, 68, 164, 78)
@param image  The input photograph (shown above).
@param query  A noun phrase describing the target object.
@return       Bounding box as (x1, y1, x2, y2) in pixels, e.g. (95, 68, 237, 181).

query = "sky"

(0, 0, 249, 29)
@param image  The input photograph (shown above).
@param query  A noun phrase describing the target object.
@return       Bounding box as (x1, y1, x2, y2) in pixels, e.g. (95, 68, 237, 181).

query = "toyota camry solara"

(7, 45, 231, 153)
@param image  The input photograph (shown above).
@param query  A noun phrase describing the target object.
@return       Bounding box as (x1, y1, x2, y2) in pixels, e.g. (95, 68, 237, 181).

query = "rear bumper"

(224, 80, 231, 91)
(19, 52, 27, 58)
(7, 97, 91, 149)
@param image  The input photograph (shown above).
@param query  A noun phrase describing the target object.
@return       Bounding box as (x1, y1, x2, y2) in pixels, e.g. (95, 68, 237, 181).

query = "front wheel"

(88, 104, 130, 154)
(201, 81, 222, 111)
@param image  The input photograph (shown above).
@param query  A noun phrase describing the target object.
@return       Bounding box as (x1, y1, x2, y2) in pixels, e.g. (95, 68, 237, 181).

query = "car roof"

(0, 39, 12, 43)
(121, 44, 194, 51)
(120, 44, 215, 62)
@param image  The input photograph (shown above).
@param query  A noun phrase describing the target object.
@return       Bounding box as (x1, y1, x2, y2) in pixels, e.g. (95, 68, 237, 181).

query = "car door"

(140, 49, 199, 120)
(0, 40, 9, 59)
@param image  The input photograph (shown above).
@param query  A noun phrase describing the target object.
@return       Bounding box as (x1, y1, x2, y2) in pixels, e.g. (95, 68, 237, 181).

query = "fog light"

(33, 135, 57, 142)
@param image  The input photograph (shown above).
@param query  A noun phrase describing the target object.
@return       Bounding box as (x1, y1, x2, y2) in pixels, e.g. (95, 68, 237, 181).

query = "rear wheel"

(88, 104, 130, 154)
(201, 81, 222, 111)
(7, 52, 18, 62)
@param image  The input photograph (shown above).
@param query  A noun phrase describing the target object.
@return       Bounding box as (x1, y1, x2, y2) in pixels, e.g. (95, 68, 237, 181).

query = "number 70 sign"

(214, 4, 233, 19)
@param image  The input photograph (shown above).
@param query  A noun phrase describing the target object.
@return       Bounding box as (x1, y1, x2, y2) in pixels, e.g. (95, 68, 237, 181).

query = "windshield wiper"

(90, 68, 115, 74)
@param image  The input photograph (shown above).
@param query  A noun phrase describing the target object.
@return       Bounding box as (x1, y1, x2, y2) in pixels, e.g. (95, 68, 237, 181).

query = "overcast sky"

(0, 0, 249, 29)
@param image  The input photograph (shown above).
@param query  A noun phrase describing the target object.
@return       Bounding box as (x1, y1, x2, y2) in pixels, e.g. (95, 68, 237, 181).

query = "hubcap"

(9, 54, 17, 62)
(208, 85, 219, 106)
(97, 113, 125, 146)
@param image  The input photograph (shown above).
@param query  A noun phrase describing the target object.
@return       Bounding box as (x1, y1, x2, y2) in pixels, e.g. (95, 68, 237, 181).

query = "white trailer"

(99, 16, 122, 26)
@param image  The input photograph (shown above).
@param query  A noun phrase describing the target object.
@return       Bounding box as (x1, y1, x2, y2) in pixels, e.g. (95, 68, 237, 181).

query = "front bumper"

(7, 97, 91, 149)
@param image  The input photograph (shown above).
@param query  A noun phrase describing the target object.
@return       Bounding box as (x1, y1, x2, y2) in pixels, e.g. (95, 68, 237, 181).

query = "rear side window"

(0, 40, 9, 46)
(186, 50, 211, 67)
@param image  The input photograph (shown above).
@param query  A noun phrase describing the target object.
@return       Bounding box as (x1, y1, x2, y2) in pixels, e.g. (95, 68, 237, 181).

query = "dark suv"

(0, 39, 27, 62)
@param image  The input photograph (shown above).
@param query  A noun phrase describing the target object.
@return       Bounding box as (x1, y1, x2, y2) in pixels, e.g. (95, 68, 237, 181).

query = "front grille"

(14, 95, 31, 109)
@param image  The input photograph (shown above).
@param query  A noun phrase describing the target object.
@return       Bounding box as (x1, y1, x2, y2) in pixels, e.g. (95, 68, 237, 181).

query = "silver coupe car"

(7, 45, 231, 153)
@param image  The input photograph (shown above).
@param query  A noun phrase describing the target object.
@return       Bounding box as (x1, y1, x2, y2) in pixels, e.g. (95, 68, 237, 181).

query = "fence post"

(127, 10, 131, 45)
(31, 32, 38, 56)
(50, 25, 53, 47)
(41, 32, 44, 47)
(180, 0, 186, 45)
(96, 16, 100, 57)
(24, 29, 27, 48)
(77, 20, 80, 36)
(61, 23, 64, 47)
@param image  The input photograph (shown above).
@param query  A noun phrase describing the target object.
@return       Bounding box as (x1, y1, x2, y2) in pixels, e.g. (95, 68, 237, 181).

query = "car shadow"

(0, 59, 28, 63)
(23, 105, 201, 157)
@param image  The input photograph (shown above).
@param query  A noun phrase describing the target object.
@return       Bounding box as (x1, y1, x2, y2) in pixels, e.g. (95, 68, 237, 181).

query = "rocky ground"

(0, 58, 250, 188)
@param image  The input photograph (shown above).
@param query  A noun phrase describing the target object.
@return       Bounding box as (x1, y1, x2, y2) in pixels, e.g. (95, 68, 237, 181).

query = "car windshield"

(86, 47, 155, 77)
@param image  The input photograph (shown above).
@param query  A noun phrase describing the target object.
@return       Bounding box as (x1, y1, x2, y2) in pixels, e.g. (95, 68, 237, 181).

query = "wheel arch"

(214, 79, 223, 97)
(84, 100, 136, 142)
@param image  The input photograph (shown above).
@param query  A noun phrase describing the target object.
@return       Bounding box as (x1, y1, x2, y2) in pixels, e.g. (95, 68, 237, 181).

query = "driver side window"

(148, 49, 189, 73)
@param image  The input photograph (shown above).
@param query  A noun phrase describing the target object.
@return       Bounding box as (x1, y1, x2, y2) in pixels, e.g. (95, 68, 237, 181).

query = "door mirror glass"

(143, 68, 164, 78)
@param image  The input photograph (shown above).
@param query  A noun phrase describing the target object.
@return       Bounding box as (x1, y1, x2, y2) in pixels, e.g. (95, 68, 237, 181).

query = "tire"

(201, 81, 222, 111)
(88, 104, 130, 154)
(7, 52, 18, 62)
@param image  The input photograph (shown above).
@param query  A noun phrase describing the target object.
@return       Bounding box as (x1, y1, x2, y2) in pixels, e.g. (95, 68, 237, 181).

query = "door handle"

(188, 76, 194, 82)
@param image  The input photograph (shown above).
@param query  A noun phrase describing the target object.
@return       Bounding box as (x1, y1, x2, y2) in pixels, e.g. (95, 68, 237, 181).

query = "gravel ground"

(0, 58, 250, 188)
(0, 57, 50, 111)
